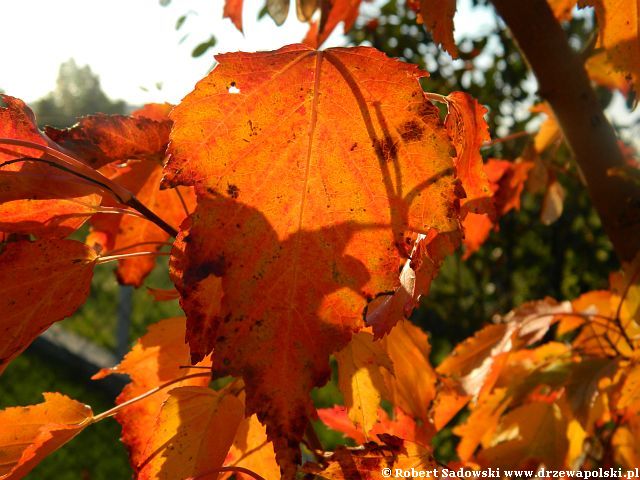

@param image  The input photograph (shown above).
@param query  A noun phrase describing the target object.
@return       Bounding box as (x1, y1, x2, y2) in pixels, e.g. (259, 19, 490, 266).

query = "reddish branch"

(492, 0, 640, 262)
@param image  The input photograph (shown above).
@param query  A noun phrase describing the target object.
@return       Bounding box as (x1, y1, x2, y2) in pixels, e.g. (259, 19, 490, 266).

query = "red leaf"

(487, 159, 534, 217)
(45, 114, 172, 169)
(0, 96, 101, 237)
(224, 0, 244, 32)
(445, 92, 492, 216)
(318, 406, 367, 444)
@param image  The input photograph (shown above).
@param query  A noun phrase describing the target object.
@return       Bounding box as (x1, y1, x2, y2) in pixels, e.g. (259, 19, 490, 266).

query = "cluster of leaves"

(1, 0, 639, 479)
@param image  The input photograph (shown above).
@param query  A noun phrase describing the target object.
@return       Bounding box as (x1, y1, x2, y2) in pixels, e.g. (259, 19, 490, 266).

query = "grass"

(0, 350, 131, 479)
(62, 255, 182, 351)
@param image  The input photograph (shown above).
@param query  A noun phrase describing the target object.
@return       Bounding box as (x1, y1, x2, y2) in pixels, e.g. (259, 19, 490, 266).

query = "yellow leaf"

(382, 320, 437, 424)
(138, 386, 244, 480)
(581, 0, 640, 92)
(453, 388, 509, 461)
(335, 331, 393, 439)
(0, 393, 93, 480)
(225, 414, 280, 480)
(479, 401, 569, 469)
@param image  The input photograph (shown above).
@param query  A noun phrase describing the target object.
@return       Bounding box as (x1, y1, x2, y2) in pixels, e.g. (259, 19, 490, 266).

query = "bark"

(492, 0, 640, 262)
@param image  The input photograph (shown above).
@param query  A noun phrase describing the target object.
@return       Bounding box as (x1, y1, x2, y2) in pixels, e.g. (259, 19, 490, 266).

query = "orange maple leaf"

(165, 44, 461, 475)
(0, 239, 97, 374)
(0, 393, 93, 480)
(93, 317, 212, 471)
(418, 0, 458, 57)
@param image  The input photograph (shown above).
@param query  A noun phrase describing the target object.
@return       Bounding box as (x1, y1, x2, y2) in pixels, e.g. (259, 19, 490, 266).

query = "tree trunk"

(492, 0, 640, 263)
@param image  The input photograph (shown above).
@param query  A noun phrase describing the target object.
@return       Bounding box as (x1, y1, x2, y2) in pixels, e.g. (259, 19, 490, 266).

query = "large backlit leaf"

(166, 44, 461, 474)
(93, 317, 212, 470)
(365, 230, 460, 337)
(0, 239, 97, 374)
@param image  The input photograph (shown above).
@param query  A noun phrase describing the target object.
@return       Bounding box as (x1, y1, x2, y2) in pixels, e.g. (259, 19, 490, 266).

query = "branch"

(491, 0, 640, 262)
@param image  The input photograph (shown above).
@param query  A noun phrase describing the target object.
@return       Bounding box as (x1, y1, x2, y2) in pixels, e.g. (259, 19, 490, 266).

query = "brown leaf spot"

(226, 183, 240, 199)
(185, 255, 227, 283)
(399, 120, 425, 142)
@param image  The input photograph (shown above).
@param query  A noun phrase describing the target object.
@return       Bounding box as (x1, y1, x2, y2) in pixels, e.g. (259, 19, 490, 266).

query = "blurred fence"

(33, 285, 135, 398)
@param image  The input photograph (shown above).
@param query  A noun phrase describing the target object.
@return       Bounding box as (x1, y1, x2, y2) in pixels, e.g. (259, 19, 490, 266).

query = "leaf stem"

(481, 130, 530, 148)
(174, 188, 191, 217)
(0, 139, 179, 237)
(424, 92, 448, 104)
(96, 251, 170, 265)
(188, 466, 266, 480)
(105, 241, 173, 256)
(127, 195, 178, 237)
(91, 373, 210, 423)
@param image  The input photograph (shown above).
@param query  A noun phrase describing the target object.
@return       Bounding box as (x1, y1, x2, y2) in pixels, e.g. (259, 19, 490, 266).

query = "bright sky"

(0, 0, 495, 105)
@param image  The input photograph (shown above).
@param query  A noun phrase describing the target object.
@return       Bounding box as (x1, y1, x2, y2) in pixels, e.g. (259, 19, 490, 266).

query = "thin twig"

(424, 92, 448, 104)
(106, 241, 173, 256)
(91, 373, 211, 423)
(0, 140, 179, 237)
(188, 466, 266, 480)
(175, 188, 191, 218)
(96, 251, 170, 265)
(481, 130, 531, 148)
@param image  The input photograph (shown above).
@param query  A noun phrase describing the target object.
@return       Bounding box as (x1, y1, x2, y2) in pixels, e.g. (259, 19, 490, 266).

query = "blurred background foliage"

(33, 59, 127, 128)
(0, 0, 630, 476)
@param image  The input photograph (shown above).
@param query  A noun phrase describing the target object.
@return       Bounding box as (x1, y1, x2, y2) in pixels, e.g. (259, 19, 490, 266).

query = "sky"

(2, 0, 635, 147)
(0, 0, 311, 104)
(0, 0, 496, 106)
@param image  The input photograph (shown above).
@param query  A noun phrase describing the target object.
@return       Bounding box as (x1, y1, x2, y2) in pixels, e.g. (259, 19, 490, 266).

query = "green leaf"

(191, 36, 217, 58)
